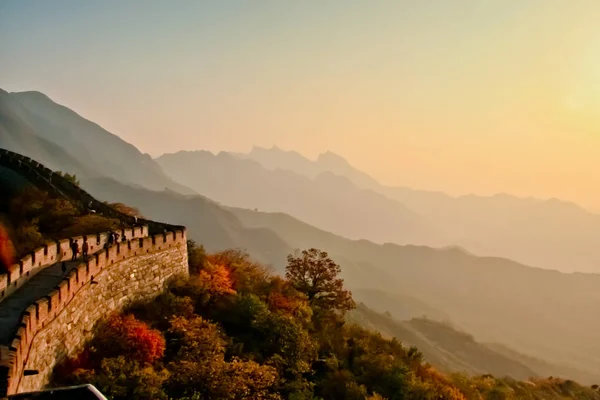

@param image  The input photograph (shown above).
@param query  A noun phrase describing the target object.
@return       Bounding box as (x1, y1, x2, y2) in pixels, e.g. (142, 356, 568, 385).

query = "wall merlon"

(24, 306, 37, 333)
(0, 274, 7, 294)
(57, 281, 69, 303)
(35, 298, 49, 324)
(87, 258, 99, 278)
(47, 290, 60, 315)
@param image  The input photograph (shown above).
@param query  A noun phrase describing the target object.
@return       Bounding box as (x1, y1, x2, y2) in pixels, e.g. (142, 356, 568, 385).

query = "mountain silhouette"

(156, 150, 446, 247)
(238, 146, 600, 273)
(0, 89, 195, 195)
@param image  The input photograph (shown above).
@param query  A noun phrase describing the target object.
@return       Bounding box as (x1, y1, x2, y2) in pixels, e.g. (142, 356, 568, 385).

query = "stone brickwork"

(0, 226, 149, 304)
(17, 245, 187, 393)
(0, 230, 188, 395)
(0, 149, 189, 397)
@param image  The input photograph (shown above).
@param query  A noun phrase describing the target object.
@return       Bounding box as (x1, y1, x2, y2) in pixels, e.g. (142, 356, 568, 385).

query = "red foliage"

(0, 223, 15, 272)
(54, 348, 94, 377)
(95, 314, 166, 365)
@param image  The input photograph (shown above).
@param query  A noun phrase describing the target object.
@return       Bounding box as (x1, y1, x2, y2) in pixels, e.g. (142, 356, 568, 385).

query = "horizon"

(2, 86, 598, 213)
(1, 1, 600, 210)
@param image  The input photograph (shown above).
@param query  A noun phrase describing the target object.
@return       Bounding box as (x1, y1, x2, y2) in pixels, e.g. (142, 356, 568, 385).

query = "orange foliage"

(205, 249, 270, 293)
(265, 277, 306, 316)
(94, 314, 166, 365)
(198, 263, 236, 297)
(0, 223, 15, 272)
(416, 365, 467, 400)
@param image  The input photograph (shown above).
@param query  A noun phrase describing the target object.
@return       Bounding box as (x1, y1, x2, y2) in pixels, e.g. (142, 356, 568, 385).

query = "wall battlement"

(0, 229, 188, 395)
(0, 149, 189, 396)
(0, 226, 149, 304)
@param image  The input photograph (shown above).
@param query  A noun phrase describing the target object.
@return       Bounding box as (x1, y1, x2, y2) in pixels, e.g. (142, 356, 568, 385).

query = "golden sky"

(1, 0, 600, 210)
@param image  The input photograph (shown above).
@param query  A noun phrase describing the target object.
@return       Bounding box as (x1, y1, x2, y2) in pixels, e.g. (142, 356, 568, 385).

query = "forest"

(51, 241, 600, 400)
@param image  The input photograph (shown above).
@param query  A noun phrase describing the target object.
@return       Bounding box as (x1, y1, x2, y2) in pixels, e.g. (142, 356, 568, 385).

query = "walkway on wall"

(0, 259, 83, 345)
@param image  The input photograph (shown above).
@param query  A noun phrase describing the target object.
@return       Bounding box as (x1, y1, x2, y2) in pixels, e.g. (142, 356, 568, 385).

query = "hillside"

(350, 304, 539, 380)
(0, 89, 95, 179)
(50, 242, 600, 400)
(238, 146, 600, 274)
(0, 89, 195, 195)
(3, 174, 597, 398)
(229, 207, 600, 382)
(77, 177, 600, 384)
(156, 150, 445, 247)
(80, 177, 292, 270)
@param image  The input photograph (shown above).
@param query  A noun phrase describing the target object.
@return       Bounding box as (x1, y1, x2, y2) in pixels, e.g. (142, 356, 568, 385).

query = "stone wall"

(0, 230, 188, 395)
(0, 226, 149, 304)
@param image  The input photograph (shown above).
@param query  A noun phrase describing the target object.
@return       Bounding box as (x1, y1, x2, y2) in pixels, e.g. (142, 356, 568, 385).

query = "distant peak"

(317, 151, 350, 166)
(13, 90, 52, 101)
(249, 145, 305, 158)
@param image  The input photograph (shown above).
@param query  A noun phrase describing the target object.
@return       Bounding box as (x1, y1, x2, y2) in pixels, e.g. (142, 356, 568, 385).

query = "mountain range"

(0, 89, 195, 195)
(176, 147, 600, 272)
(1, 88, 599, 384)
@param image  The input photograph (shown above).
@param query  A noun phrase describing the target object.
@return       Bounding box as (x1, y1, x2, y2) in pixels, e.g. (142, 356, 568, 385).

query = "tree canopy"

(286, 248, 355, 316)
(53, 247, 600, 400)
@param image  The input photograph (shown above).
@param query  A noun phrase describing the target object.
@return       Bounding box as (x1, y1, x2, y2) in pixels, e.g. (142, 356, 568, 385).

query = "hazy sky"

(1, 1, 600, 210)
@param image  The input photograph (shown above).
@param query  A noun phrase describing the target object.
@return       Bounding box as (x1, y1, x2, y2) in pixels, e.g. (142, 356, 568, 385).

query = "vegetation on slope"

(0, 183, 144, 260)
(52, 242, 600, 400)
(0, 186, 125, 258)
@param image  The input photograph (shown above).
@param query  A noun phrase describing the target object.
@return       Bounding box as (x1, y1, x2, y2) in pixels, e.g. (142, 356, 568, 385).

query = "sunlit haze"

(1, 0, 599, 210)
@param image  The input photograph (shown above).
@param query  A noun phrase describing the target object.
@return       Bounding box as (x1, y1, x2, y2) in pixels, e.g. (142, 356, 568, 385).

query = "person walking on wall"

(71, 240, 79, 261)
(82, 238, 89, 259)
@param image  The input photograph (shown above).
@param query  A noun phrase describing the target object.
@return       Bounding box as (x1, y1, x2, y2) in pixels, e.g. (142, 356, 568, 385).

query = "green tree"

(187, 239, 206, 275)
(56, 170, 80, 186)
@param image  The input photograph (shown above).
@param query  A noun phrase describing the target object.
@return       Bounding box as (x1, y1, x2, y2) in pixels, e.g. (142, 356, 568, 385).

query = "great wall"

(0, 149, 189, 396)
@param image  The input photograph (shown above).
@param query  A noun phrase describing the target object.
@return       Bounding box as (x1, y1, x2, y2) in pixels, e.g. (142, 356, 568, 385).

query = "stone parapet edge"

(0, 226, 149, 303)
(0, 229, 186, 396)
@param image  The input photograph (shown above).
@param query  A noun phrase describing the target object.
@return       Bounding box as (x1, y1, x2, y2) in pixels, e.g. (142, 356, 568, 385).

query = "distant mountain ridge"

(156, 150, 446, 247)
(0, 89, 195, 195)
(235, 145, 600, 273)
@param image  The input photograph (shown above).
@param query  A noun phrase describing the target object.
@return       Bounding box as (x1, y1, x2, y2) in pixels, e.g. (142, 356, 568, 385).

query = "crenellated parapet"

(0, 226, 149, 304)
(0, 229, 187, 395)
(0, 148, 190, 396)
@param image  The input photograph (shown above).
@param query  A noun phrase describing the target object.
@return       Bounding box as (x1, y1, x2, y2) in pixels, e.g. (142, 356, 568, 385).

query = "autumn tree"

(91, 314, 166, 365)
(0, 222, 16, 272)
(107, 202, 145, 218)
(285, 248, 355, 316)
(166, 315, 281, 399)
